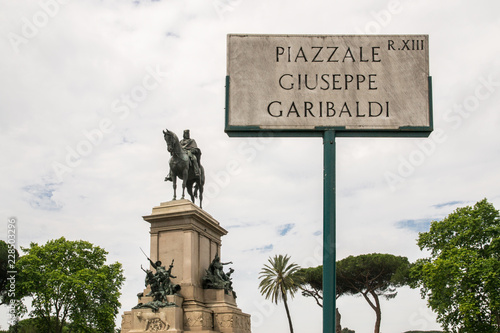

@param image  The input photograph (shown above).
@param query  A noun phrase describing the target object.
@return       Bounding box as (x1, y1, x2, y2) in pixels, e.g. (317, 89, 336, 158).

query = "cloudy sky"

(1, 0, 499, 332)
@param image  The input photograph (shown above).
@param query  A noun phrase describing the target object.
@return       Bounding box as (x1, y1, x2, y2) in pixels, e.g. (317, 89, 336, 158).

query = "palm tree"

(258, 254, 300, 333)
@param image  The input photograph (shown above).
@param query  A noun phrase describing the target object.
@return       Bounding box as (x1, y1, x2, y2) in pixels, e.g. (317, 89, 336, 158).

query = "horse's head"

(163, 129, 170, 141)
(163, 129, 177, 153)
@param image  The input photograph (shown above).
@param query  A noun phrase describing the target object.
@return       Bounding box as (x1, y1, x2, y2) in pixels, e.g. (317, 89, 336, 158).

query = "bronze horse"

(163, 129, 204, 208)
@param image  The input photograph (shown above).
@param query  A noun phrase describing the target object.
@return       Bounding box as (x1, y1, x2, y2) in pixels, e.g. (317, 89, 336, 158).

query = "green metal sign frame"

(225, 34, 433, 333)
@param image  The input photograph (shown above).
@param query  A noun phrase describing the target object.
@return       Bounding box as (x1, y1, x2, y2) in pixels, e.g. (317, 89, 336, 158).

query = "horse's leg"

(181, 177, 187, 199)
(198, 168, 204, 209)
(181, 168, 188, 199)
(199, 185, 203, 209)
(172, 177, 177, 200)
(187, 180, 195, 203)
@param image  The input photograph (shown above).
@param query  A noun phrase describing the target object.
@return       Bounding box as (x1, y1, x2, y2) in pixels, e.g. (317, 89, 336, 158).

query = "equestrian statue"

(163, 129, 205, 208)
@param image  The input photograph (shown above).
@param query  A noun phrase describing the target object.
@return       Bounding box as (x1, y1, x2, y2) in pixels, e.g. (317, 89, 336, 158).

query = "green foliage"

(6, 317, 72, 333)
(297, 265, 323, 291)
(294, 265, 323, 307)
(337, 253, 410, 299)
(337, 253, 410, 333)
(15, 237, 125, 333)
(295, 254, 409, 332)
(410, 199, 500, 333)
(259, 254, 300, 333)
(259, 254, 300, 304)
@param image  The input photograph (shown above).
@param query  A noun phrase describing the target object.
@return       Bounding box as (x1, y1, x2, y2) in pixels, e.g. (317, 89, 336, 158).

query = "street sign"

(225, 34, 433, 333)
(226, 34, 431, 136)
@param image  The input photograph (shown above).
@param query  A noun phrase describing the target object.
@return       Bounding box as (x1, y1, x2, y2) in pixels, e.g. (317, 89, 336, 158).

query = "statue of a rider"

(180, 130, 201, 177)
(165, 129, 201, 181)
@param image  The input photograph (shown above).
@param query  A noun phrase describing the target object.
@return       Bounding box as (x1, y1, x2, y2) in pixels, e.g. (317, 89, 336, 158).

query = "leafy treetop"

(16, 237, 125, 333)
(411, 199, 500, 333)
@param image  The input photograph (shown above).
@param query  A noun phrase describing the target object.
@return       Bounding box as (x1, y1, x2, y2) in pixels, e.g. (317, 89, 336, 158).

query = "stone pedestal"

(122, 295, 184, 333)
(121, 200, 251, 333)
(205, 290, 251, 333)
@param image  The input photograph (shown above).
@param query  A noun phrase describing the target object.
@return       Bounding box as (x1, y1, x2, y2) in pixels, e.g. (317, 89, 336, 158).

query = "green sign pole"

(323, 129, 336, 333)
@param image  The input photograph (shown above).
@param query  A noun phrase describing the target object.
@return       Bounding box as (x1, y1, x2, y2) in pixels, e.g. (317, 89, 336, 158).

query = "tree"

(258, 254, 300, 333)
(295, 265, 323, 307)
(336, 253, 410, 333)
(410, 199, 500, 333)
(15, 237, 125, 333)
(294, 265, 350, 333)
(5, 317, 67, 333)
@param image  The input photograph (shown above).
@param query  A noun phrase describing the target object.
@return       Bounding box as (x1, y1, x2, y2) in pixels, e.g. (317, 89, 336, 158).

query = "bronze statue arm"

(148, 258, 157, 270)
(140, 247, 157, 270)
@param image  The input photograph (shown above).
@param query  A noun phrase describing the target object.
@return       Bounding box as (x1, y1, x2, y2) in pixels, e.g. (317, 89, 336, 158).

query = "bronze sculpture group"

(202, 253, 236, 298)
(135, 252, 236, 311)
(134, 256, 181, 312)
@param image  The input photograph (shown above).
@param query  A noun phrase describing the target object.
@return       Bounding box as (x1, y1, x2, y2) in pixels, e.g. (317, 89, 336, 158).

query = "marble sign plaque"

(226, 34, 431, 133)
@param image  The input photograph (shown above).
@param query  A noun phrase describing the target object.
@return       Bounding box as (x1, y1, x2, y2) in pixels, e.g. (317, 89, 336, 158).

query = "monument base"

(181, 289, 250, 333)
(121, 200, 251, 333)
(206, 290, 251, 333)
(121, 295, 184, 333)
